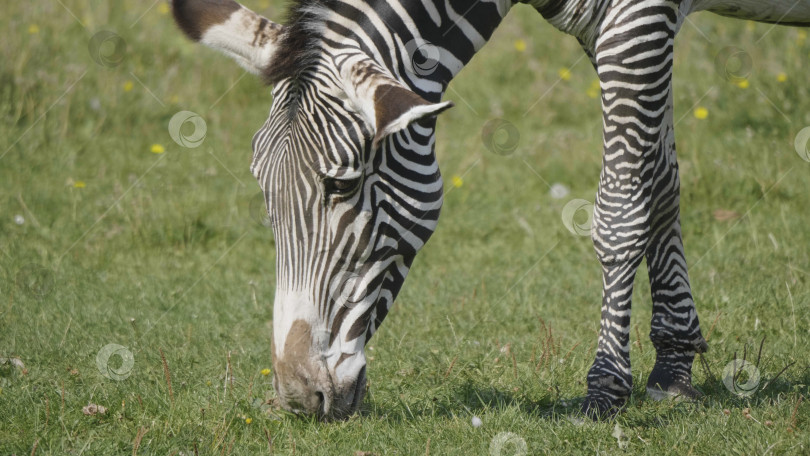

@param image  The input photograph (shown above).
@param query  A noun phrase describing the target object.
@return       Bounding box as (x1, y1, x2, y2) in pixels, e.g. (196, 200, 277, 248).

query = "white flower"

(550, 183, 570, 199)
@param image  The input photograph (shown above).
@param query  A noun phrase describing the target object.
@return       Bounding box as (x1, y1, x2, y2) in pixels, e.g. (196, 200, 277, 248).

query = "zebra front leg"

(580, 0, 682, 418)
(582, 244, 646, 418)
(644, 107, 708, 401)
(581, 135, 656, 418)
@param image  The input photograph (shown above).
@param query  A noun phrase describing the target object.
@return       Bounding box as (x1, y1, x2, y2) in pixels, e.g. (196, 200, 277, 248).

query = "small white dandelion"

(14, 215, 24, 225)
(550, 183, 570, 199)
(567, 415, 585, 426)
(612, 423, 629, 449)
(471, 416, 483, 428)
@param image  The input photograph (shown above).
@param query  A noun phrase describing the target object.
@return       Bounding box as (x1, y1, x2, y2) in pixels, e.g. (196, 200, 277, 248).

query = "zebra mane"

(263, 0, 336, 85)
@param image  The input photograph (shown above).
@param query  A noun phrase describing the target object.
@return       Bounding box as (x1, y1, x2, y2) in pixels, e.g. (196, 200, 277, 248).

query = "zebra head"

(172, 0, 452, 419)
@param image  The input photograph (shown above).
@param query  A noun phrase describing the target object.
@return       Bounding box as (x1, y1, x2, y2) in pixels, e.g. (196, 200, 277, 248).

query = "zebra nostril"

(314, 390, 327, 416)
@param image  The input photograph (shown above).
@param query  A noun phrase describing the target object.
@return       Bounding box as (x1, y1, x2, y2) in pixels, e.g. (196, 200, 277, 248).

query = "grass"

(1, 1, 809, 454)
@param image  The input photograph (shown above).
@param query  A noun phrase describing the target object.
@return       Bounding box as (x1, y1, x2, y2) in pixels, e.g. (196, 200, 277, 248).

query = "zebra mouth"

(349, 365, 367, 413)
(321, 365, 366, 421)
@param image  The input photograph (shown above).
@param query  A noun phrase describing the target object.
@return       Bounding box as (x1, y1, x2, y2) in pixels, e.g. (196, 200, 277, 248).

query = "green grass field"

(2, 1, 809, 454)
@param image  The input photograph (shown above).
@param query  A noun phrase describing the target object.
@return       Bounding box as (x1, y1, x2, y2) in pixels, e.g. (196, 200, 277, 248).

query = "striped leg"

(644, 100, 708, 401)
(581, 1, 681, 418)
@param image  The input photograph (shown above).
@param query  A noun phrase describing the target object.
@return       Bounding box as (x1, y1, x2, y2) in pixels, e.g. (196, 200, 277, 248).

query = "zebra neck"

(522, 0, 609, 49)
(322, 0, 513, 100)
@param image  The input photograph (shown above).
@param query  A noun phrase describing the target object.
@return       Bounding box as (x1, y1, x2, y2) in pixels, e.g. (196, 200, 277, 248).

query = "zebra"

(171, 0, 810, 420)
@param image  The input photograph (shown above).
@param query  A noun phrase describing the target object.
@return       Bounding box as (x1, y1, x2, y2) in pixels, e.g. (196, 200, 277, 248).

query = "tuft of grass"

(1, 1, 809, 454)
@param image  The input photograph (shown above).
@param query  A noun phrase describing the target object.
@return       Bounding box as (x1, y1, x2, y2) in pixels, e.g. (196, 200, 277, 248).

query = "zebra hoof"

(646, 364, 703, 402)
(580, 394, 625, 420)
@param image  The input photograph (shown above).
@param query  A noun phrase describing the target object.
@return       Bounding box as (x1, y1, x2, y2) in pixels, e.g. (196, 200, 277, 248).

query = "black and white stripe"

(172, 0, 810, 419)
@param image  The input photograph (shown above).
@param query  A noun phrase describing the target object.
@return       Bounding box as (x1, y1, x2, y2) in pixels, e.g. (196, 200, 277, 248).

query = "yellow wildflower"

(245, 417, 252, 424)
(261, 368, 271, 376)
(451, 176, 463, 188)
(736, 79, 749, 89)
(777, 73, 787, 83)
(158, 3, 170, 15)
(151, 144, 165, 154)
(123, 81, 134, 92)
(73, 181, 86, 188)
(586, 79, 600, 99)
(694, 107, 709, 120)
(558, 68, 571, 81)
(28, 24, 39, 34)
(514, 39, 527, 52)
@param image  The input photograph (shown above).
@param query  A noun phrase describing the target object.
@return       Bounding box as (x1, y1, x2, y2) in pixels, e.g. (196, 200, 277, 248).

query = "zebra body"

(172, 0, 810, 419)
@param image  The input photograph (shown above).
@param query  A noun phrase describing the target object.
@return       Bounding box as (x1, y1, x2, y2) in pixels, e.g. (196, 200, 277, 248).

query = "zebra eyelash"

(322, 175, 363, 201)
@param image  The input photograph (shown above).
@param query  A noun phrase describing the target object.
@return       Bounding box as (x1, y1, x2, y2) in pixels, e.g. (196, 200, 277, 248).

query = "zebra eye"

(324, 177, 362, 197)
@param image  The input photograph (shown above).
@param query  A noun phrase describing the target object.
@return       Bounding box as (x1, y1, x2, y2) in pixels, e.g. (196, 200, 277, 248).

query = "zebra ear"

(172, 0, 283, 75)
(371, 84, 454, 148)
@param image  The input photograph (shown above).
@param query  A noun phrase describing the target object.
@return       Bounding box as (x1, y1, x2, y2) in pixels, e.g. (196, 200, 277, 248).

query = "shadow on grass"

(694, 365, 809, 407)
(357, 359, 809, 426)
(619, 356, 810, 428)
(361, 378, 585, 424)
